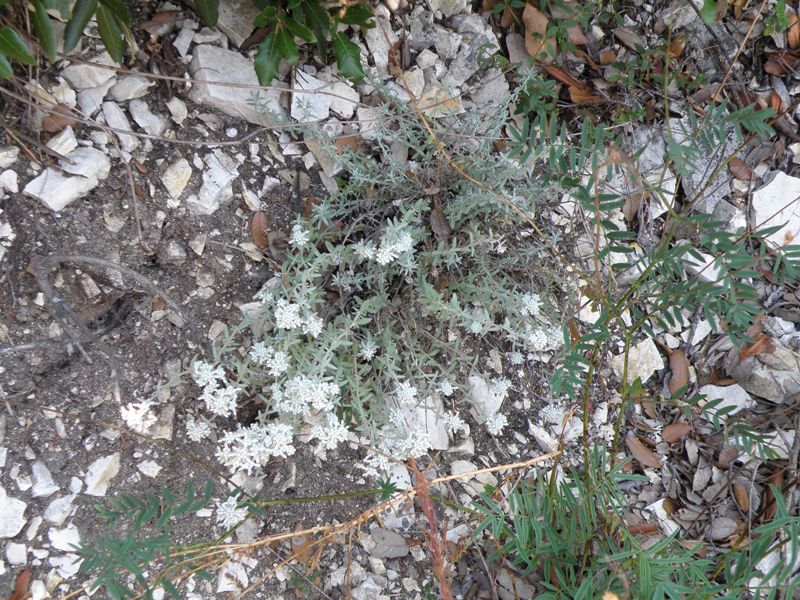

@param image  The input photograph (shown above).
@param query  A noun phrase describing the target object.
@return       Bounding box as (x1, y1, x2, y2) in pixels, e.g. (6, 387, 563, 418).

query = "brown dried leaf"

(613, 27, 644, 51)
(667, 34, 687, 58)
(626, 433, 662, 468)
(500, 6, 519, 28)
(543, 65, 586, 89)
(662, 422, 692, 443)
(567, 25, 589, 46)
(9, 568, 32, 600)
(622, 192, 644, 221)
(140, 10, 180, 37)
(522, 4, 556, 62)
(764, 60, 786, 75)
(717, 445, 739, 468)
(568, 85, 605, 105)
(626, 522, 659, 535)
(335, 134, 360, 154)
(668, 349, 690, 395)
(738, 333, 775, 361)
(430, 207, 451, 247)
(250, 211, 269, 250)
(568, 319, 581, 345)
(42, 103, 76, 133)
(599, 50, 617, 65)
(716, 0, 729, 20)
(788, 12, 800, 49)
(728, 157, 753, 181)
(732, 482, 751, 513)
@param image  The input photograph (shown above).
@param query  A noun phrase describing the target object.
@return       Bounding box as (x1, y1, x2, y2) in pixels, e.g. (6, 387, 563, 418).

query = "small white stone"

(0, 146, 19, 168)
(46, 126, 78, 155)
(83, 453, 121, 496)
(49, 553, 82, 578)
(698, 384, 754, 417)
(330, 81, 360, 118)
(61, 52, 116, 90)
(102, 101, 139, 152)
(24, 168, 99, 211)
(291, 70, 332, 123)
(187, 150, 240, 215)
(0, 486, 27, 538)
(77, 79, 115, 116)
(31, 461, 59, 498)
(109, 76, 154, 101)
(5, 542, 26, 565)
(137, 460, 163, 478)
(44, 495, 76, 526)
(161, 158, 192, 200)
(62, 147, 111, 180)
(48, 524, 80, 552)
(0, 170, 18, 194)
(610, 337, 664, 384)
(129, 99, 167, 136)
(753, 171, 800, 246)
(166, 97, 188, 125)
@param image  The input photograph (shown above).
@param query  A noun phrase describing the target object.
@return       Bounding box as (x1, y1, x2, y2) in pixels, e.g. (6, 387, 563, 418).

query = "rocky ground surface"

(2, 0, 800, 598)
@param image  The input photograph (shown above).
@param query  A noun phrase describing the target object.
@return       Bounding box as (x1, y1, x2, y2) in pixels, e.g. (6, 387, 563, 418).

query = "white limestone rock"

(610, 338, 664, 384)
(166, 96, 188, 125)
(43, 495, 76, 526)
(291, 70, 332, 123)
(61, 147, 111, 180)
(83, 453, 120, 496)
(60, 52, 116, 89)
(161, 158, 192, 200)
(187, 150, 240, 215)
(109, 76, 154, 101)
(752, 171, 800, 246)
(189, 45, 285, 126)
(102, 101, 139, 152)
(31, 461, 59, 498)
(0, 485, 27, 538)
(23, 169, 99, 211)
(76, 78, 115, 117)
(48, 524, 80, 552)
(697, 384, 754, 417)
(129, 99, 167, 136)
(46, 126, 78, 155)
(330, 81, 360, 119)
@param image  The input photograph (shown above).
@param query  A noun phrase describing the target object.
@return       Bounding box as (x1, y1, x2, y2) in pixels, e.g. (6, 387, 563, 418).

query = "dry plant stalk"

(408, 458, 453, 600)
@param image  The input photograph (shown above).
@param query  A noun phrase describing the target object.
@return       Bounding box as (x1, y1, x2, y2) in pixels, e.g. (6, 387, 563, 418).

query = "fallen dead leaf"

(738, 333, 775, 361)
(626, 433, 662, 468)
(764, 60, 786, 76)
(599, 50, 617, 65)
(626, 522, 659, 535)
(522, 4, 556, 62)
(733, 0, 746, 19)
(622, 191, 645, 221)
(613, 27, 644, 51)
(708, 516, 739, 541)
(335, 134, 360, 154)
(662, 422, 692, 443)
(430, 206, 451, 248)
(543, 65, 586, 89)
(667, 34, 687, 58)
(717, 445, 738, 468)
(8, 568, 32, 600)
(788, 11, 800, 49)
(250, 211, 269, 250)
(667, 348, 690, 395)
(728, 157, 753, 181)
(566, 25, 589, 46)
(732, 482, 751, 513)
(568, 85, 605, 105)
(41, 103, 76, 133)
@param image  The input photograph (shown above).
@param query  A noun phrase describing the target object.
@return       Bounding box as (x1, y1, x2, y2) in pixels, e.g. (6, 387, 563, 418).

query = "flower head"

(289, 223, 310, 248)
(485, 413, 508, 436)
(186, 417, 212, 441)
(191, 361, 225, 387)
(120, 401, 156, 434)
(215, 494, 248, 528)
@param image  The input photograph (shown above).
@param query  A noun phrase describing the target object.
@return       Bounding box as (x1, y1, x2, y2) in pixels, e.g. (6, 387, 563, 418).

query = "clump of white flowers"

(485, 413, 508, 436)
(215, 494, 247, 529)
(289, 223, 310, 248)
(120, 401, 156, 434)
(361, 428, 431, 478)
(186, 417, 212, 441)
(216, 422, 295, 474)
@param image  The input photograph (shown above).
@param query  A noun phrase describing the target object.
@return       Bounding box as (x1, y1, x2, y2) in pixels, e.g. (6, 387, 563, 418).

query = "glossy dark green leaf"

(340, 4, 374, 28)
(331, 30, 363, 82)
(194, 0, 218, 27)
(99, 0, 131, 27)
(63, 0, 97, 53)
(254, 34, 280, 85)
(252, 6, 277, 28)
(0, 26, 36, 65)
(96, 4, 123, 63)
(284, 18, 316, 43)
(0, 53, 12, 78)
(700, 0, 717, 24)
(31, 0, 57, 62)
(300, 1, 330, 57)
(274, 24, 298, 63)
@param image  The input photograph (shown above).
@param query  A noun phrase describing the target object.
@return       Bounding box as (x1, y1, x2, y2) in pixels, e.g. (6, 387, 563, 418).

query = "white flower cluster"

(525, 325, 563, 353)
(353, 226, 415, 266)
(120, 401, 156, 434)
(485, 413, 508, 436)
(274, 375, 340, 415)
(310, 414, 350, 451)
(359, 339, 378, 362)
(541, 403, 567, 426)
(361, 428, 431, 478)
(186, 417, 212, 441)
(273, 299, 324, 338)
(438, 379, 456, 397)
(289, 223, 310, 248)
(520, 292, 542, 317)
(216, 422, 295, 474)
(191, 361, 240, 418)
(442, 411, 468, 436)
(248, 342, 290, 377)
(489, 377, 512, 401)
(395, 380, 417, 406)
(215, 494, 248, 528)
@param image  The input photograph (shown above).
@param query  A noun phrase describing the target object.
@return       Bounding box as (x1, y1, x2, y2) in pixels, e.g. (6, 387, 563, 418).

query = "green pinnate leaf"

(63, 0, 97, 53)
(0, 26, 36, 65)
